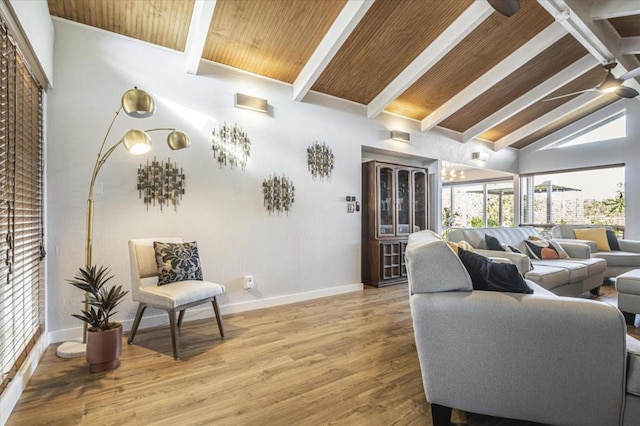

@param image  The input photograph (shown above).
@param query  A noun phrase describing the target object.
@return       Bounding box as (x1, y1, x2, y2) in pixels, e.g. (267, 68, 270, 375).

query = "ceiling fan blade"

(619, 66, 640, 82)
(487, 0, 521, 17)
(616, 86, 639, 99)
(541, 89, 595, 102)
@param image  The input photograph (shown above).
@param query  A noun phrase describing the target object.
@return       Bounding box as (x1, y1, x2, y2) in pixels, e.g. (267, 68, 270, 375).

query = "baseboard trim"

(48, 283, 363, 343)
(1, 332, 50, 425)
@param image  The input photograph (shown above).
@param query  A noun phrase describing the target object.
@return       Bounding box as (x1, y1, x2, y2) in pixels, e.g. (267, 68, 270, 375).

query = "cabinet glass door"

(397, 169, 410, 235)
(413, 171, 427, 232)
(377, 166, 395, 236)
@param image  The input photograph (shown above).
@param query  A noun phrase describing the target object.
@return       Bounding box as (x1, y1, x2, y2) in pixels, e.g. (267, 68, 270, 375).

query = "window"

(520, 166, 624, 228)
(0, 22, 45, 395)
(442, 179, 514, 232)
(542, 111, 626, 150)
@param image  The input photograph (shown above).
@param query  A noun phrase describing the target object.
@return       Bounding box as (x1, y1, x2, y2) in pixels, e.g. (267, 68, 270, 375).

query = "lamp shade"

(167, 130, 190, 150)
(123, 129, 152, 154)
(121, 87, 156, 118)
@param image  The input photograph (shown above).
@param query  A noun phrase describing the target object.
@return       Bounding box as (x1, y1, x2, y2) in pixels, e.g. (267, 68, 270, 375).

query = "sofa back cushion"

(406, 230, 473, 295)
(551, 224, 613, 239)
(449, 227, 540, 251)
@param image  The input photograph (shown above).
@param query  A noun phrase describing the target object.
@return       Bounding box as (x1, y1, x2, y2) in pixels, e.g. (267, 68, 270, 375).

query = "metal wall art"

(262, 174, 295, 215)
(307, 141, 334, 180)
(211, 122, 251, 171)
(137, 157, 185, 211)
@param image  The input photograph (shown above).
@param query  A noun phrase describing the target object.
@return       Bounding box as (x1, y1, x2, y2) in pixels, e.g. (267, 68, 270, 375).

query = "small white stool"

(616, 269, 640, 326)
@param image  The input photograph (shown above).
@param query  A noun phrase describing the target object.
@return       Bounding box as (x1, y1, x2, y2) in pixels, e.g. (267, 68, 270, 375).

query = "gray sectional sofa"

(406, 230, 640, 425)
(552, 224, 640, 278)
(447, 226, 606, 296)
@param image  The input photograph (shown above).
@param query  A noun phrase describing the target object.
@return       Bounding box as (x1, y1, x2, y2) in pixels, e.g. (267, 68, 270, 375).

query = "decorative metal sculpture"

(307, 141, 334, 180)
(262, 174, 295, 215)
(137, 157, 185, 211)
(211, 122, 251, 170)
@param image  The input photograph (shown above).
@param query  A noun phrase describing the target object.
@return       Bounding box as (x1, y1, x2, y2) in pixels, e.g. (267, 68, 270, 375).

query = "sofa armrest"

(410, 292, 627, 425)
(556, 241, 592, 258)
(553, 238, 597, 254)
(619, 239, 640, 253)
(475, 249, 531, 275)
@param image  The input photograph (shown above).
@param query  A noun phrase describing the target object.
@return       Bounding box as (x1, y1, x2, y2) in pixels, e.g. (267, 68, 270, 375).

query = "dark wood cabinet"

(362, 161, 428, 287)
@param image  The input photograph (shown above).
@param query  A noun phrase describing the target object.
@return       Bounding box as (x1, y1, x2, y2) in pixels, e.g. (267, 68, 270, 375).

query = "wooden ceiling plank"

(420, 22, 566, 133)
(538, 0, 640, 94)
(462, 54, 598, 142)
(366, 1, 493, 119)
(493, 91, 602, 150)
(621, 36, 640, 55)
(591, 1, 640, 20)
(293, 0, 374, 102)
(184, 0, 217, 74)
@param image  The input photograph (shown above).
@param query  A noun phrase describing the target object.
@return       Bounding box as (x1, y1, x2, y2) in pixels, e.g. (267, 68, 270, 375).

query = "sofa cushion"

(595, 251, 640, 268)
(524, 265, 570, 290)
(531, 260, 588, 283)
(458, 248, 532, 294)
(460, 227, 539, 249)
(560, 257, 606, 277)
(574, 228, 611, 252)
(626, 335, 640, 397)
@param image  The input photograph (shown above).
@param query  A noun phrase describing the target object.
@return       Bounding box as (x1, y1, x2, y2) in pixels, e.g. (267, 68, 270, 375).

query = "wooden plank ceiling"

(47, 0, 640, 151)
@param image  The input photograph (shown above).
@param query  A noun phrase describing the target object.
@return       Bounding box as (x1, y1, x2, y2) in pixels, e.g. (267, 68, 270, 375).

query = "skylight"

(542, 111, 626, 150)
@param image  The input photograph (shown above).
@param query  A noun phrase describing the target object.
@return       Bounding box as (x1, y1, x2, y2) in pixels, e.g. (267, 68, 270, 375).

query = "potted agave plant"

(68, 265, 128, 373)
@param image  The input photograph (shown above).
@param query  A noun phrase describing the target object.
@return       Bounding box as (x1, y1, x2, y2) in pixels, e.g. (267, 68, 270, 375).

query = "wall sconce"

(212, 122, 251, 171)
(307, 141, 334, 181)
(137, 157, 186, 211)
(472, 152, 489, 162)
(390, 130, 410, 143)
(262, 174, 295, 215)
(234, 93, 268, 113)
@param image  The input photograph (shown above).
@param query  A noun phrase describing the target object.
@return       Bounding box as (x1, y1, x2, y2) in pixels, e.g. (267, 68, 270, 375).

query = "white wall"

(8, 0, 54, 86)
(519, 99, 640, 238)
(46, 19, 519, 339)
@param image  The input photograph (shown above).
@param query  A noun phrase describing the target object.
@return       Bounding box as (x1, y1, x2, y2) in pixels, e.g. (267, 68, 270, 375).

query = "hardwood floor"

(7, 283, 637, 425)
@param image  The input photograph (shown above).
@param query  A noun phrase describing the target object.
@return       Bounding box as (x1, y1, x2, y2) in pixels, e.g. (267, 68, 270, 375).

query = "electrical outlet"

(347, 203, 355, 213)
(244, 275, 254, 290)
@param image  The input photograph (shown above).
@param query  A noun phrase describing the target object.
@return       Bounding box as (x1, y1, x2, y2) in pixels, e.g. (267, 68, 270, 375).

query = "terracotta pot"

(86, 324, 123, 373)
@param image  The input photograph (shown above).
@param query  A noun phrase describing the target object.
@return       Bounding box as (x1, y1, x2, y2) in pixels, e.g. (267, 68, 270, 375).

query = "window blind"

(0, 21, 44, 396)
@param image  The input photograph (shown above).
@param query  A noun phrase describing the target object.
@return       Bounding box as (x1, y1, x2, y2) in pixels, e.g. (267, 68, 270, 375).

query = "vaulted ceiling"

(47, 0, 640, 151)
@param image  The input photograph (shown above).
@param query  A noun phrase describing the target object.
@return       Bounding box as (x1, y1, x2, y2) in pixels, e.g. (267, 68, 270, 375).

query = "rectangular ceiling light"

(472, 151, 489, 162)
(234, 93, 268, 113)
(390, 130, 410, 143)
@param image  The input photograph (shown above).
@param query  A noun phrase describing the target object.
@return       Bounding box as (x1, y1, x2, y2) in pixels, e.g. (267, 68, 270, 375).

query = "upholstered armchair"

(406, 230, 640, 425)
(128, 237, 225, 359)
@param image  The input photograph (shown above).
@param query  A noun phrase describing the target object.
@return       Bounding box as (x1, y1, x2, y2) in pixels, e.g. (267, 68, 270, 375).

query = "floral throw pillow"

(153, 241, 203, 285)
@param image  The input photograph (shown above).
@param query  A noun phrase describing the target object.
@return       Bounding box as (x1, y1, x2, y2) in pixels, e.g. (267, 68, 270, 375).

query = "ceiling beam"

(493, 91, 602, 150)
(184, 0, 217, 75)
(420, 22, 567, 133)
(462, 54, 598, 142)
(537, 0, 640, 96)
(621, 36, 640, 55)
(366, 1, 493, 119)
(590, 0, 640, 20)
(293, 0, 374, 102)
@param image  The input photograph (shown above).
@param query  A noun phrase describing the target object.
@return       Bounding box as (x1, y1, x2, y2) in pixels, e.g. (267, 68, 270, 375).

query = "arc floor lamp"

(56, 87, 190, 358)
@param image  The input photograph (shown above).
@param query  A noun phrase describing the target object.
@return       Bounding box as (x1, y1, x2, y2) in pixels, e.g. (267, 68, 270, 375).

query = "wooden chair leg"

(212, 297, 225, 338)
(128, 304, 147, 344)
(168, 309, 180, 360)
(177, 309, 186, 327)
(431, 404, 452, 426)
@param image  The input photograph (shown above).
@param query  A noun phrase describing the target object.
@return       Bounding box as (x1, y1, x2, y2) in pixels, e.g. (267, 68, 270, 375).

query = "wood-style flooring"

(7, 283, 637, 426)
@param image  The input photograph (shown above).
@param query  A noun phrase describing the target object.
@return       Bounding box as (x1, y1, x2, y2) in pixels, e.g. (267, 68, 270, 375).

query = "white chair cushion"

(138, 277, 225, 309)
